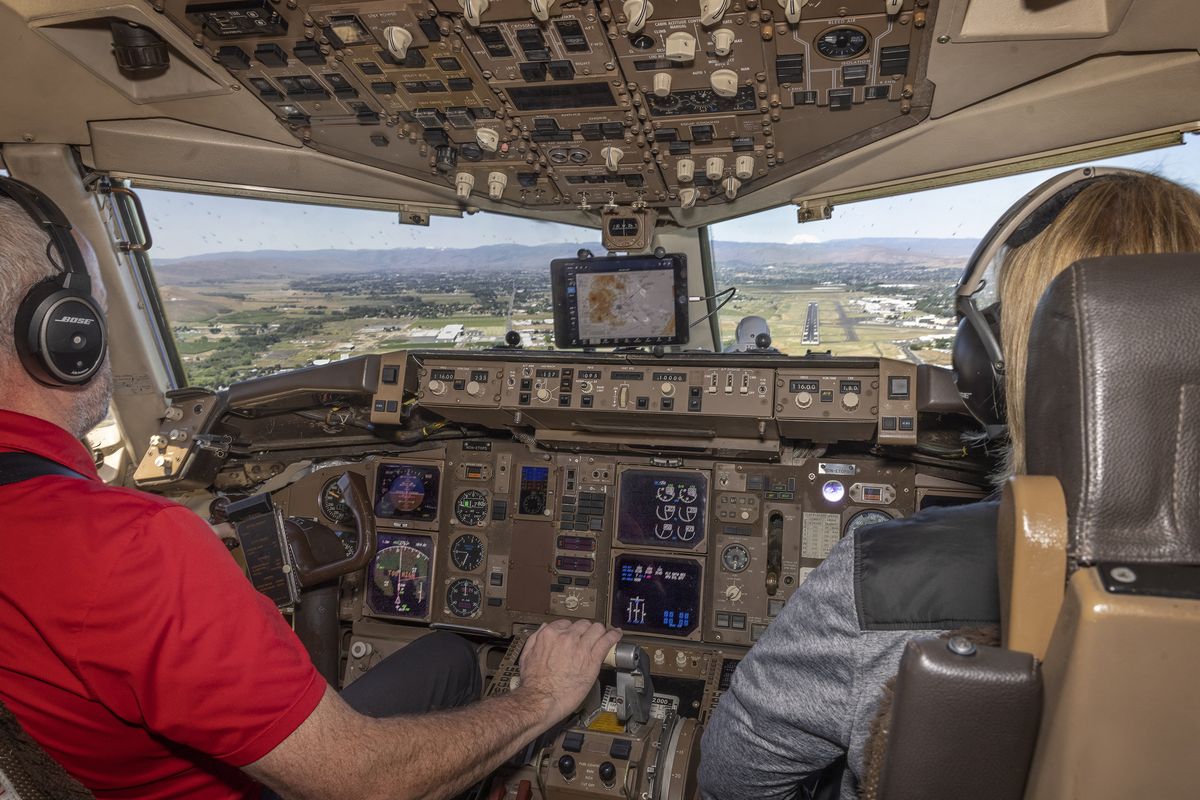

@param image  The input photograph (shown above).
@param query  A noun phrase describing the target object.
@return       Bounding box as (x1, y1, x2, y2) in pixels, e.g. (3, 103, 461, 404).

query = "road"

(833, 301, 859, 342)
(900, 344, 925, 365)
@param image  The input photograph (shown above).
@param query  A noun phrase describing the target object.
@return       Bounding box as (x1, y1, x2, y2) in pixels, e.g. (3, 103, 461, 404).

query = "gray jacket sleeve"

(698, 533, 860, 800)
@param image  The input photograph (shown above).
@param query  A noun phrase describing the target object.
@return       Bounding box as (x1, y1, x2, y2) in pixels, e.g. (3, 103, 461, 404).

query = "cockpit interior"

(2, 0, 1199, 798)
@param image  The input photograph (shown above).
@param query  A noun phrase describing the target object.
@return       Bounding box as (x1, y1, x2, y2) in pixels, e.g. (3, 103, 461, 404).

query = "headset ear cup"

(13, 278, 107, 387)
(952, 304, 1005, 428)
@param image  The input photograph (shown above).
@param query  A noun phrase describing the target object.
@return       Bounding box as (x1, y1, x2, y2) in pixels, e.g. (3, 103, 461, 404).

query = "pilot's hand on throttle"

(518, 619, 622, 724)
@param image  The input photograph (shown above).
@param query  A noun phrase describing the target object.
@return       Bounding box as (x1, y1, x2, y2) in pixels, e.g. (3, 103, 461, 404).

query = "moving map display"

(367, 532, 434, 619)
(551, 254, 688, 348)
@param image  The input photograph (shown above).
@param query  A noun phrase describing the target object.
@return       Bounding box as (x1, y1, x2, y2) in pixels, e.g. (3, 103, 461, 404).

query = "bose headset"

(0, 176, 107, 386)
(951, 165, 1147, 435)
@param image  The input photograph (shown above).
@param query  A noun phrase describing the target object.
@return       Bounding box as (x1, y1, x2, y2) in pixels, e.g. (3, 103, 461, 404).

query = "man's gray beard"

(69, 363, 113, 439)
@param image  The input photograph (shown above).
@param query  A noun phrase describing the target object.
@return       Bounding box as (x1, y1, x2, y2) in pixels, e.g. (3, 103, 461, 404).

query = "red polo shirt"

(0, 410, 325, 798)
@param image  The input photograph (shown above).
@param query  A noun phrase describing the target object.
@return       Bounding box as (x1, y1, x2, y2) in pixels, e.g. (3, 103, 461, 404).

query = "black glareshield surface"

(610, 553, 702, 637)
(617, 468, 708, 549)
(373, 462, 440, 520)
(551, 253, 688, 348)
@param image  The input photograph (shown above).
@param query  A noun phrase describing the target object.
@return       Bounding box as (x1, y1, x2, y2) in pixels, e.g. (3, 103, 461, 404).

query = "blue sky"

(139, 135, 1200, 258)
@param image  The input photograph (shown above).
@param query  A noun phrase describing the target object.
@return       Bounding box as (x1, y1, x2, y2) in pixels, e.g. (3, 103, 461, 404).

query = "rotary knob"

(476, 127, 500, 152)
(455, 172, 475, 200)
(382, 26, 413, 60)
(653, 72, 672, 97)
(679, 187, 698, 209)
(842, 392, 860, 410)
(563, 594, 581, 611)
(675, 651, 688, 667)
(712, 27, 735, 56)
(677, 158, 695, 184)
(466, 380, 483, 396)
(149, 434, 167, 449)
(579, 380, 593, 393)
(536, 387, 552, 402)
(349, 640, 373, 659)
(795, 391, 813, 409)
(706, 156, 725, 181)
(163, 405, 184, 421)
(724, 584, 743, 601)
(428, 379, 447, 395)
(487, 171, 507, 200)
(661, 382, 676, 396)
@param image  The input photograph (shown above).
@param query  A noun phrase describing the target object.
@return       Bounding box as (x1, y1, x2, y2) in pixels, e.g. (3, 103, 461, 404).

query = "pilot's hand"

(518, 619, 622, 724)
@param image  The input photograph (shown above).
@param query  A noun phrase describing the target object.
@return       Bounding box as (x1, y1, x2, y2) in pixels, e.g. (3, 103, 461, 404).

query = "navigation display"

(610, 553, 702, 638)
(367, 532, 433, 619)
(374, 463, 440, 521)
(617, 469, 707, 550)
(551, 254, 688, 348)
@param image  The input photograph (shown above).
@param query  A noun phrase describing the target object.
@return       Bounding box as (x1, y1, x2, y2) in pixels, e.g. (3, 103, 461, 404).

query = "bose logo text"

(54, 316, 94, 325)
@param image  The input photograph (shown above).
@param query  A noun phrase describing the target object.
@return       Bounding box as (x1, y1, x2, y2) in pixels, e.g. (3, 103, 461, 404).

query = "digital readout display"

(610, 554, 702, 637)
(367, 532, 433, 619)
(789, 379, 820, 393)
(374, 463, 440, 521)
(617, 469, 707, 549)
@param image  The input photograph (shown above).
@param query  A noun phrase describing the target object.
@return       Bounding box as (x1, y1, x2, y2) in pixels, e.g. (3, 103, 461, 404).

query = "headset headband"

(0, 176, 90, 293)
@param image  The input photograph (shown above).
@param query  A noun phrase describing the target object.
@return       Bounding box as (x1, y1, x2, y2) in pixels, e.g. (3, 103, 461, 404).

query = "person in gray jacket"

(698, 169, 1200, 800)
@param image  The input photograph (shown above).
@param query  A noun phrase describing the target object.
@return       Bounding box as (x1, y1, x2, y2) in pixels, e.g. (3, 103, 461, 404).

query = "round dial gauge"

(319, 477, 354, 525)
(816, 27, 869, 59)
(721, 543, 751, 573)
(450, 534, 485, 572)
(844, 509, 893, 537)
(446, 578, 482, 618)
(454, 489, 489, 526)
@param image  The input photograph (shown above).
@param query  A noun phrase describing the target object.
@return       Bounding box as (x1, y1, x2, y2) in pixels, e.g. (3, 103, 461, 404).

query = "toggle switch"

(382, 26, 413, 61)
(665, 31, 696, 62)
(723, 176, 741, 199)
(711, 68, 738, 98)
(705, 156, 725, 181)
(455, 172, 475, 199)
(712, 28, 735, 57)
(623, 0, 653, 33)
(487, 171, 507, 200)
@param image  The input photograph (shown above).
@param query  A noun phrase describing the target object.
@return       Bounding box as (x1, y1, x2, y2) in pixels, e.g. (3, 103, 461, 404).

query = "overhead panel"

(160, 0, 935, 214)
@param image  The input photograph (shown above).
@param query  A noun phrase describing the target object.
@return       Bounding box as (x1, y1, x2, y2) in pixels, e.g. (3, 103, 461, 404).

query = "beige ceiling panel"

(928, 0, 1200, 115)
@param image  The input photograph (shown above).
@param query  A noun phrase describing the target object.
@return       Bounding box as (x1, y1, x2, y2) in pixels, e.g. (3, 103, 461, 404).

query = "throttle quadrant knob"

(601, 145, 624, 172)
(705, 156, 725, 181)
(712, 27, 736, 56)
(455, 172, 475, 200)
(558, 754, 576, 780)
(476, 127, 500, 152)
(623, 0, 653, 33)
(382, 26, 413, 60)
(710, 68, 739, 98)
(665, 31, 696, 62)
(487, 171, 507, 200)
(676, 157, 695, 183)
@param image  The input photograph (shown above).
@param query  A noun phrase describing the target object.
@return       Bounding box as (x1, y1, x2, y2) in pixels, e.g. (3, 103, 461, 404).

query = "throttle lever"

(604, 642, 654, 725)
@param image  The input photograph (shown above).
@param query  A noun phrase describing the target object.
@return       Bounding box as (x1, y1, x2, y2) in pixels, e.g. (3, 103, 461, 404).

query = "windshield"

(710, 135, 1200, 363)
(141, 135, 1199, 388)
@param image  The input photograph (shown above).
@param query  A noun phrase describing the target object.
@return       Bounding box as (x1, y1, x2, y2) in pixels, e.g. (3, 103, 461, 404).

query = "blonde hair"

(1000, 173, 1200, 475)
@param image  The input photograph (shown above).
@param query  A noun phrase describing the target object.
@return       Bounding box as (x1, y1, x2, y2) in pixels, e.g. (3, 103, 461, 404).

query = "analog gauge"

(319, 477, 354, 525)
(630, 33, 655, 49)
(446, 578, 482, 618)
(722, 543, 751, 573)
(608, 218, 640, 238)
(816, 27, 869, 60)
(450, 534, 485, 572)
(454, 489, 489, 526)
(844, 509, 893, 537)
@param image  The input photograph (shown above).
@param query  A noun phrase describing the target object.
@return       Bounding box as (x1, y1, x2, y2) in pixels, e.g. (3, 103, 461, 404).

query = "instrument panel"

(157, 0, 936, 215)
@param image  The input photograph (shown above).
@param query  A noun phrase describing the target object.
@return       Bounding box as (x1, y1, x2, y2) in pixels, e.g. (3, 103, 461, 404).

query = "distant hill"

(153, 238, 978, 284)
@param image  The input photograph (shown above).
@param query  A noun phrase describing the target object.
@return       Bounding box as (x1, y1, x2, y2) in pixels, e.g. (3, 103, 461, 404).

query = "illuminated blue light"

(822, 480, 845, 503)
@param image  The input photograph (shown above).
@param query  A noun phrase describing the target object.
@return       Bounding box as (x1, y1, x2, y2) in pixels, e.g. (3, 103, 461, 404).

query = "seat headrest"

(1025, 254, 1200, 568)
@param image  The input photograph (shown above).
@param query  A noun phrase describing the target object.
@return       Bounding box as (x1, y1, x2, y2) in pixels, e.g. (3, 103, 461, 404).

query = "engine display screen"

(617, 469, 707, 549)
(610, 553, 702, 638)
(367, 532, 434, 619)
(551, 254, 688, 348)
(374, 463, 440, 521)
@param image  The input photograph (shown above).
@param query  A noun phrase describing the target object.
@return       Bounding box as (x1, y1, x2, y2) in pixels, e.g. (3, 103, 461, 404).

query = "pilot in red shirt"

(0, 177, 618, 798)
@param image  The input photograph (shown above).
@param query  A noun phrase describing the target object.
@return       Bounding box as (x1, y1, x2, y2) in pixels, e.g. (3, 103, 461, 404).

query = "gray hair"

(0, 197, 58, 352)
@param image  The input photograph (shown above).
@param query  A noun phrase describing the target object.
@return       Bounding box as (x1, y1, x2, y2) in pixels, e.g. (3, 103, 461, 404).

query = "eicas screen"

(610, 553, 702, 638)
(374, 463, 440, 521)
(550, 254, 688, 348)
(617, 469, 707, 549)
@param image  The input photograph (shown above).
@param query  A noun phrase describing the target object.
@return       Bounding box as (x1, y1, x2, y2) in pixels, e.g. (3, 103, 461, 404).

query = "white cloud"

(788, 233, 823, 244)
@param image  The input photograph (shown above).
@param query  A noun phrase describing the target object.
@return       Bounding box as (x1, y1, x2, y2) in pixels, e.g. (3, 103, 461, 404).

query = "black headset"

(951, 166, 1146, 434)
(1, 176, 107, 387)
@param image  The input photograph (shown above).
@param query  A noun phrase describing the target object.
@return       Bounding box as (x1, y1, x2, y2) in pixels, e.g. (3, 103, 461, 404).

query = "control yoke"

(604, 642, 655, 726)
(286, 472, 378, 586)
